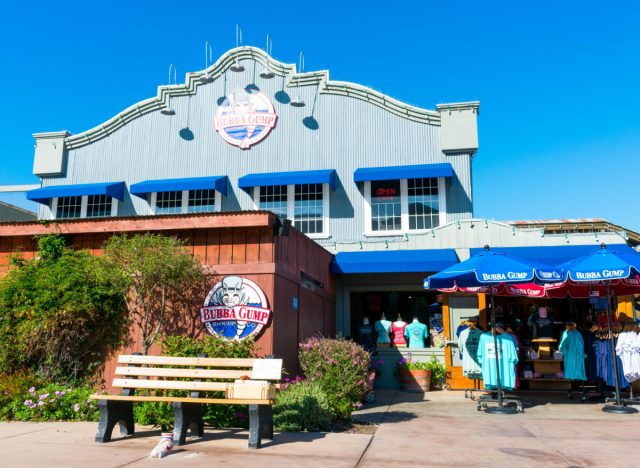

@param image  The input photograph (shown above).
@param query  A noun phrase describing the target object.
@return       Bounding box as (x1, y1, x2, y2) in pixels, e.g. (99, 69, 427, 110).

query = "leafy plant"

(0, 234, 128, 381)
(100, 234, 208, 355)
(273, 380, 334, 432)
(10, 381, 98, 422)
(299, 337, 371, 419)
(397, 355, 447, 389)
(0, 370, 41, 419)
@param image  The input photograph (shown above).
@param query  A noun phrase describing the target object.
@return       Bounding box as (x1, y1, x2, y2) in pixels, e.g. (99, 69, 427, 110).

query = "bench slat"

(117, 355, 256, 367)
(114, 367, 252, 380)
(90, 394, 273, 405)
(112, 378, 231, 392)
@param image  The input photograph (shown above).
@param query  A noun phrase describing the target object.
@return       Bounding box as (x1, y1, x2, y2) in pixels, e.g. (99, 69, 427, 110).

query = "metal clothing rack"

(464, 378, 486, 400)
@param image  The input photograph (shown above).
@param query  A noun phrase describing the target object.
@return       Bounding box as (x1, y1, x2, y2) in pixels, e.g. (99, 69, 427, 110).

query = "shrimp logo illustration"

(214, 88, 277, 149)
(200, 276, 271, 341)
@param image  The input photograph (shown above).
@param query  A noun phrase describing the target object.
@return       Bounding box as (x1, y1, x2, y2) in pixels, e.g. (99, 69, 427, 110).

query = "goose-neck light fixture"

(230, 24, 245, 72)
(161, 64, 177, 115)
(259, 34, 275, 79)
(202, 41, 214, 83)
(290, 52, 306, 107)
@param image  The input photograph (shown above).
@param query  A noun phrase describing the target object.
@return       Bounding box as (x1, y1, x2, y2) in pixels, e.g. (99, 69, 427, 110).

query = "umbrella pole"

(484, 290, 517, 414)
(602, 282, 637, 414)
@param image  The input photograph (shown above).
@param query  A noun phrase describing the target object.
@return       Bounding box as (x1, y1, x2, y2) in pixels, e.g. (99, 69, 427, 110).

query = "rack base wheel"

(485, 405, 518, 415)
(602, 404, 638, 414)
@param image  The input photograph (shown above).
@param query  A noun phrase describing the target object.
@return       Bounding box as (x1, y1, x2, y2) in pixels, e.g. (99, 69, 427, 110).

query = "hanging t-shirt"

(356, 323, 374, 351)
(476, 332, 518, 390)
(559, 329, 586, 381)
(458, 327, 483, 378)
(405, 321, 428, 349)
(391, 322, 408, 346)
(528, 313, 555, 338)
(615, 331, 640, 383)
(375, 319, 392, 344)
(456, 324, 469, 359)
(580, 329, 598, 382)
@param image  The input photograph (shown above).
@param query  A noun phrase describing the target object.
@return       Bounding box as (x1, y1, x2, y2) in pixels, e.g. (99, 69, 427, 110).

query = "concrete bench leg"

(248, 404, 273, 449)
(173, 402, 204, 446)
(95, 400, 134, 443)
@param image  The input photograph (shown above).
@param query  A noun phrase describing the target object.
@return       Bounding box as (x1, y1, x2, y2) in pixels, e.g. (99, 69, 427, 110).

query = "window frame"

(363, 177, 447, 237)
(150, 190, 222, 215)
(50, 195, 118, 220)
(253, 184, 330, 239)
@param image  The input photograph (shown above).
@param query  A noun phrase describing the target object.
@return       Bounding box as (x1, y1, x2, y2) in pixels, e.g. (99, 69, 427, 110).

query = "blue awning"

(238, 169, 337, 194)
(469, 244, 635, 267)
(332, 249, 459, 274)
(354, 163, 453, 183)
(130, 176, 228, 198)
(26, 181, 126, 204)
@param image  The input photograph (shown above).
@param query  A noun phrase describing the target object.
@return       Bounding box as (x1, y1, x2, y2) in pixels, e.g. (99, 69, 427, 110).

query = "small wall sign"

(200, 276, 271, 341)
(214, 89, 277, 149)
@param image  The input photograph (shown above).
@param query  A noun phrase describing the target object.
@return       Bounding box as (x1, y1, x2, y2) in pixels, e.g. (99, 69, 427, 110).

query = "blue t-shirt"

(405, 321, 428, 349)
(559, 329, 586, 381)
(375, 319, 392, 344)
(476, 332, 519, 390)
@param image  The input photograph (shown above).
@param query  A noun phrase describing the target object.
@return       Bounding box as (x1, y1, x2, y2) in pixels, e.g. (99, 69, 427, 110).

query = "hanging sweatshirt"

(476, 332, 518, 390)
(559, 329, 586, 381)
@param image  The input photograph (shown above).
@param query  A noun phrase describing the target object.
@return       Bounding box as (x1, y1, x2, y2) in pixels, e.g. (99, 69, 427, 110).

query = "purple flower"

(39, 393, 49, 400)
(55, 391, 64, 397)
(73, 403, 80, 412)
(37, 401, 44, 407)
(3, 390, 9, 395)
(23, 399, 33, 406)
(29, 403, 37, 409)
(28, 387, 35, 394)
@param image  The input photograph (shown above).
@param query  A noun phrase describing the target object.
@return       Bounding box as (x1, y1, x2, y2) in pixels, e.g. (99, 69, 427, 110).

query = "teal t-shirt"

(404, 321, 428, 348)
(477, 332, 519, 390)
(375, 319, 392, 343)
(559, 329, 586, 381)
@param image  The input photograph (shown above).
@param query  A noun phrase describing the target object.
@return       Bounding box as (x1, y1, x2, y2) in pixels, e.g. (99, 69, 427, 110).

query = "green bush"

(132, 334, 256, 430)
(8, 381, 98, 422)
(0, 370, 41, 419)
(0, 234, 128, 381)
(299, 337, 372, 419)
(273, 381, 334, 432)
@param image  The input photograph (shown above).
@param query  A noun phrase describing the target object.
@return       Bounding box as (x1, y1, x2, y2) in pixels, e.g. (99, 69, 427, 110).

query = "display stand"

(521, 338, 571, 391)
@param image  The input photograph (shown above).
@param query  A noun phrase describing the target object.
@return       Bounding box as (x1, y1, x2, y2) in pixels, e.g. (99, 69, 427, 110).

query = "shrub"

(133, 334, 256, 430)
(273, 380, 334, 432)
(0, 370, 41, 420)
(9, 381, 98, 422)
(0, 235, 128, 381)
(299, 337, 371, 419)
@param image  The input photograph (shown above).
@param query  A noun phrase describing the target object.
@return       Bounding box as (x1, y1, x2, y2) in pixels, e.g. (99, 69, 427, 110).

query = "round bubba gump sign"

(200, 276, 271, 341)
(214, 88, 277, 149)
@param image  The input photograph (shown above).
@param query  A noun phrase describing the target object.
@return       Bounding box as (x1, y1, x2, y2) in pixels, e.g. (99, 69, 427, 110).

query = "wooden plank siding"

(0, 215, 336, 391)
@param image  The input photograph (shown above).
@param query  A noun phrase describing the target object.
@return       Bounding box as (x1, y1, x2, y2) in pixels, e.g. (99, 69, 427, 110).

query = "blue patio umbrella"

(557, 244, 640, 414)
(425, 246, 562, 414)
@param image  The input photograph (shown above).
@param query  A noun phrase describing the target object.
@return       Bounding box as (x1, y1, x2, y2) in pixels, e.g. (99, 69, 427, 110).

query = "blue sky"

(1, 1, 638, 231)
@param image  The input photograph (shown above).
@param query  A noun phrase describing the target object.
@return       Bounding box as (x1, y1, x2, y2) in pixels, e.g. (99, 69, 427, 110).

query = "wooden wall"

(0, 220, 336, 385)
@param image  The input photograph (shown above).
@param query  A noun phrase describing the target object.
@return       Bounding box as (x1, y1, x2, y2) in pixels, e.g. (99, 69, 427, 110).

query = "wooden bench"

(90, 354, 282, 449)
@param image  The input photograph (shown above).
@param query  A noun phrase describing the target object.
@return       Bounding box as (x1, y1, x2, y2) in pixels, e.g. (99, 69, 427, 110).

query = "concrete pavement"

(1, 390, 638, 467)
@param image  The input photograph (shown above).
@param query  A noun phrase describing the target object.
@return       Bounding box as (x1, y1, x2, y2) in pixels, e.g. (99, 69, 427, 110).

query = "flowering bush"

(299, 337, 371, 419)
(10, 382, 98, 421)
(273, 380, 334, 432)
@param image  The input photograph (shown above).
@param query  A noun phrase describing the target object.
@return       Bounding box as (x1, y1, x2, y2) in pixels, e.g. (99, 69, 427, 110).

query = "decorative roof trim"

(63, 47, 443, 150)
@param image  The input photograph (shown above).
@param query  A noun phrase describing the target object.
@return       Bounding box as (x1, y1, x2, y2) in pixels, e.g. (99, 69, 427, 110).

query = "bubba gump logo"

(200, 276, 271, 341)
(214, 89, 277, 149)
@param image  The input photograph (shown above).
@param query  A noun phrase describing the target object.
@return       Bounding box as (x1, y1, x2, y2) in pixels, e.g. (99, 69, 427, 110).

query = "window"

(365, 177, 446, 235)
(370, 180, 401, 231)
(51, 195, 118, 219)
(258, 185, 287, 218)
(408, 178, 439, 230)
(55, 196, 82, 219)
(155, 191, 182, 214)
(254, 184, 329, 237)
(86, 194, 113, 218)
(188, 189, 216, 213)
(151, 190, 221, 215)
(294, 183, 324, 235)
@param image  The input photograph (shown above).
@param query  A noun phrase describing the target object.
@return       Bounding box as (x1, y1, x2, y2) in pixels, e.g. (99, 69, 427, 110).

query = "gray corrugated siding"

(40, 56, 474, 244)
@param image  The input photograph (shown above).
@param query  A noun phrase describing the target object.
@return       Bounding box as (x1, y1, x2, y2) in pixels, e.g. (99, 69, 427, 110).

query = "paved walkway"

(1, 390, 638, 467)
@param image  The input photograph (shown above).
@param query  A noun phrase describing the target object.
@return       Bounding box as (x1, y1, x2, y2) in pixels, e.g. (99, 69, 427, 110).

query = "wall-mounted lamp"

(260, 34, 275, 79)
(230, 24, 245, 72)
(161, 64, 177, 116)
(290, 52, 306, 107)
